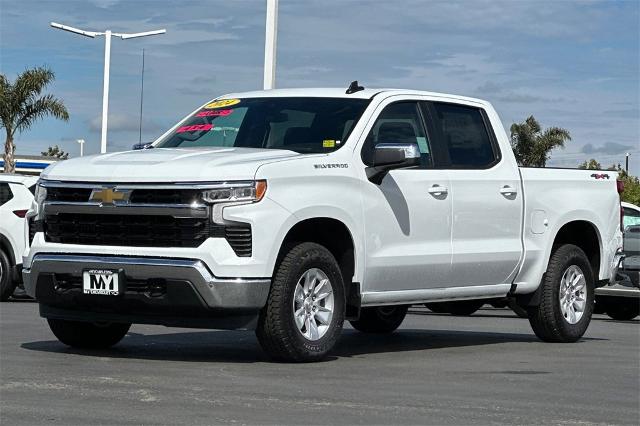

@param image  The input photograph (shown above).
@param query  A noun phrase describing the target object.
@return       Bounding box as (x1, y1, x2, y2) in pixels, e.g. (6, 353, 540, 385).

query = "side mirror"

(366, 142, 420, 184)
(132, 142, 154, 150)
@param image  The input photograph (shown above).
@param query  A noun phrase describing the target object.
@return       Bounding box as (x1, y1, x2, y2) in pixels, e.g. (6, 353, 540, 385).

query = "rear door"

(425, 101, 522, 287)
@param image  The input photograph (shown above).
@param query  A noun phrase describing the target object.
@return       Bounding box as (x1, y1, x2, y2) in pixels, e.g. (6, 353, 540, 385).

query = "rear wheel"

(425, 300, 485, 316)
(0, 249, 16, 302)
(350, 305, 408, 333)
(528, 244, 594, 342)
(47, 319, 131, 348)
(601, 297, 640, 321)
(256, 243, 345, 362)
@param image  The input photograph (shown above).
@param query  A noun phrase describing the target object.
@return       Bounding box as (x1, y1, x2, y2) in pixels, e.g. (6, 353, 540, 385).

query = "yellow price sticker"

(204, 99, 241, 109)
(323, 139, 336, 148)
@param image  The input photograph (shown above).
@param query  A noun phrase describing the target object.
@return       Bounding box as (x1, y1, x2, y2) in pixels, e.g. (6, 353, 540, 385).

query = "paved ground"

(1, 301, 638, 425)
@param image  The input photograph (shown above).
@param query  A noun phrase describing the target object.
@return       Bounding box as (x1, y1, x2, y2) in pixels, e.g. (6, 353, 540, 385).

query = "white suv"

(0, 175, 38, 300)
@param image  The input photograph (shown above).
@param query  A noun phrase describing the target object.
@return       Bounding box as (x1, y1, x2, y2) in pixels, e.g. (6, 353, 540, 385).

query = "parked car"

(595, 202, 640, 320)
(23, 86, 623, 361)
(0, 175, 38, 300)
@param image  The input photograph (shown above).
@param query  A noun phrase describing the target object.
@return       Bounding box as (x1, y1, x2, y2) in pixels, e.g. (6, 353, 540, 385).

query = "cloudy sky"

(1, 0, 638, 173)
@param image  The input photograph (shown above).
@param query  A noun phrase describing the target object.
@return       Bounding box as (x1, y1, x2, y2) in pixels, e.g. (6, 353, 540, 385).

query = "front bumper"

(23, 254, 271, 329)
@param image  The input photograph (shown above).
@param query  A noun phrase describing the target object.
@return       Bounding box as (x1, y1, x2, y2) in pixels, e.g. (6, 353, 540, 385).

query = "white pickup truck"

(23, 85, 623, 362)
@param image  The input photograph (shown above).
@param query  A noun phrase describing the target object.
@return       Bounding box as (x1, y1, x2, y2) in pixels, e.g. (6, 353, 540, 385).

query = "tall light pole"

(50, 22, 166, 154)
(625, 153, 630, 173)
(76, 139, 85, 157)
(263, 0, 278, 89)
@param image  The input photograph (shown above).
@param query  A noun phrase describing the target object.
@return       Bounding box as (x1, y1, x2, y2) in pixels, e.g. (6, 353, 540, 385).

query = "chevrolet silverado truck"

(23, 86, 624, 361)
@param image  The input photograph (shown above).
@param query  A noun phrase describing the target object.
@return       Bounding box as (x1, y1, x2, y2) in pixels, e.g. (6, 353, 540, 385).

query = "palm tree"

(0, 67, 69, 173)
(510, 116, 571, 167)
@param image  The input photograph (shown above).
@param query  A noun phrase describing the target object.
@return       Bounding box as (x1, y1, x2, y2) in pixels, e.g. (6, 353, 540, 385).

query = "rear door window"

(429, 102, 499, 169)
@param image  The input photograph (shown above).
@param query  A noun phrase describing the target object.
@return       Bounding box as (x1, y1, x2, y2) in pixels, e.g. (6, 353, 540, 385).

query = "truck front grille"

(41, 183, 253, 256)
(43, 213, 252, 255)
(44, 213, 210, 248)
(46, 187, 203, 205)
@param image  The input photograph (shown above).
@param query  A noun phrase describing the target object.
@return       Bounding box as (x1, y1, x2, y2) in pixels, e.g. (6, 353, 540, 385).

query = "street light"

(50, 22, 166, 154)
(625, 152, 630, 173)
(76, 139, 85, 157)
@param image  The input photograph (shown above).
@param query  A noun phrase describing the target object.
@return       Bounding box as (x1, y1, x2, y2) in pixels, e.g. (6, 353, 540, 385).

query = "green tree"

(41, 144, 69, 159)
(510, 116, 571, 167)
(0, 67, 69, 173)
(577, 159, 640, 206)
(616, 169, 640, 206)
(578, 159, 602, 170)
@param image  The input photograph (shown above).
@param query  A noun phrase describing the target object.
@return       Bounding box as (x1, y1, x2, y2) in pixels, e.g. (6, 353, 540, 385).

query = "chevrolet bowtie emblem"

(89, 188, 131, 205)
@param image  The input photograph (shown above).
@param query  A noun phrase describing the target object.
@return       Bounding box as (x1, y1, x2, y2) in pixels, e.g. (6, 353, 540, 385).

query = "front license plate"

(83, 269, 120, 295)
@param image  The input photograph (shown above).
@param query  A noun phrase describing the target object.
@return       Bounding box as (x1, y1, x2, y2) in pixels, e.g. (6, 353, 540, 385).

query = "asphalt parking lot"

(1, 301, 638, 425)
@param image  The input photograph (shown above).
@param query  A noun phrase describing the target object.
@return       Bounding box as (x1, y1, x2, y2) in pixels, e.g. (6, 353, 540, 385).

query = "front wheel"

(527, 244, 594, 342)
(256, 243, 345, 362)
(47, 319, 131, 348)
(350, 305, 408, 333)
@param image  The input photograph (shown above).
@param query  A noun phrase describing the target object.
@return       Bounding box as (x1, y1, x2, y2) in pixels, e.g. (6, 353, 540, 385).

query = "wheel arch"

(274, 217, 361, 317)
(517, 219, 602, 307)
(551, 220, 602, 281)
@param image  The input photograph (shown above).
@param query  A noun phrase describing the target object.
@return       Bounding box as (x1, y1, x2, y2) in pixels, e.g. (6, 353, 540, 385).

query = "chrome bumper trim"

(23, 254, 271, 310)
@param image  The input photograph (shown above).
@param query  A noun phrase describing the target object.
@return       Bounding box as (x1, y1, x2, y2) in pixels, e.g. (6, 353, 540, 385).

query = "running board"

(361, 284, 511, 307)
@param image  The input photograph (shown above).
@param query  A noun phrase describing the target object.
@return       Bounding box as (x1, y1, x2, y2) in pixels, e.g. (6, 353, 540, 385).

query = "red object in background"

(13, 209, 28, 218)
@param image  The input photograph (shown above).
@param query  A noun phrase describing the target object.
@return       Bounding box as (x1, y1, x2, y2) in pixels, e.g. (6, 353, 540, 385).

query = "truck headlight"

(202, 180, 267, 204)
(34, 183, 47, 217)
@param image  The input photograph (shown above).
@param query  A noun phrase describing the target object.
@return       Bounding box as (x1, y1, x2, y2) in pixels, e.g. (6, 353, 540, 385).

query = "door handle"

(428, 185, 448, 197)
(500, 185, 517, 197)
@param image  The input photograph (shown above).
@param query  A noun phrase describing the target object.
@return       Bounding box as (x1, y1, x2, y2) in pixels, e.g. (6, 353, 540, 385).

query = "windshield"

(155, 97, 370, 153)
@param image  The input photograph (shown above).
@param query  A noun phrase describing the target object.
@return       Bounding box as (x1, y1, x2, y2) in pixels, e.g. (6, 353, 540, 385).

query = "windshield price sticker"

(196, 109, 234, 118)
(204, 99, 241, 109)
(177, 124, 213, 133)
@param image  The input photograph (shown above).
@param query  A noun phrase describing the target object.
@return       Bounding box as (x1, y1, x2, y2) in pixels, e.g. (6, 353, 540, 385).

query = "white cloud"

(88, 113, 163, 134)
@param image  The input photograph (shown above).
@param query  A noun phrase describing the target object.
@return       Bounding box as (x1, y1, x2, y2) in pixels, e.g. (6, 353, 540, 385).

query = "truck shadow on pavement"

(20, 328, 607, 363)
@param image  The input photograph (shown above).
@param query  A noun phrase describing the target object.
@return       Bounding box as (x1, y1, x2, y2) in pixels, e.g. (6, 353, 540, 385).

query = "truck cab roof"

(218, 87, 489, 107)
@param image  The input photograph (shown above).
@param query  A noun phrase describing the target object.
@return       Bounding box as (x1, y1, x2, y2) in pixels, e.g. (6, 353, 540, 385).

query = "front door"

(359, 99, 452, 292)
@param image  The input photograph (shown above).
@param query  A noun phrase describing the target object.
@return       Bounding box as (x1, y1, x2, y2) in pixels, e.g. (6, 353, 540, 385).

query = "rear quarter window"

(0, 183, 13, 206)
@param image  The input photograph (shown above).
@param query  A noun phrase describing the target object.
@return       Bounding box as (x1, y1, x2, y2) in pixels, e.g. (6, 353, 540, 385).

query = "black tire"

(507, 299, 529, 318)
(593, 297, 607, 315)
(350, 305, 409, 333)
(47, 319, 131, 349)
(602, 297, 640, 321)
(425, 300, 485, 316)
(256, 242, 345, 362)
(527, 244, 594, 342)
(0, 249, 17, 302)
